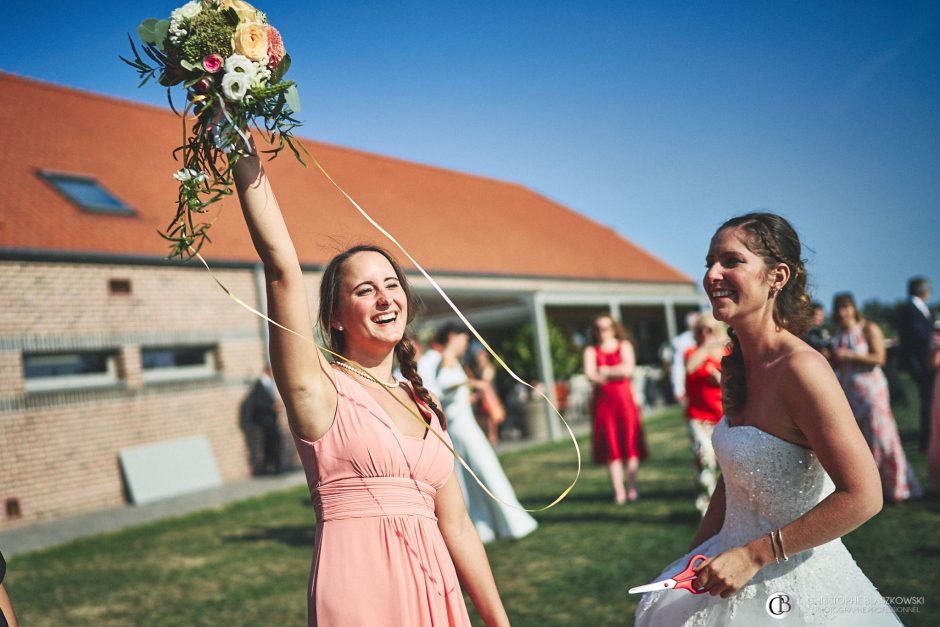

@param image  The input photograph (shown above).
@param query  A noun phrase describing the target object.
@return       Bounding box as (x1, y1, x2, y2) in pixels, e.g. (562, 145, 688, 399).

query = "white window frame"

(23, 351, 121, 393)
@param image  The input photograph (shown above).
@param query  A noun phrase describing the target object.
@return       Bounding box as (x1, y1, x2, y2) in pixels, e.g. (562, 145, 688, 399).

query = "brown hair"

(832, 292, 863, 328)
(715, 213, 813, 414)
(590, 315, 628, 345)
(317, 244, 446, 427)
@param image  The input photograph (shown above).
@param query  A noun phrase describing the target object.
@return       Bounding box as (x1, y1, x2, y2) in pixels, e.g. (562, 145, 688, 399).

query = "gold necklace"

(333, 360, 400, 389)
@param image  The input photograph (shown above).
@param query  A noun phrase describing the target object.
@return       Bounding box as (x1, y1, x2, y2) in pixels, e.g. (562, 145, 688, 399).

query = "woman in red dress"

(583, 315, 647, 503)
(683, 312, 728, 514)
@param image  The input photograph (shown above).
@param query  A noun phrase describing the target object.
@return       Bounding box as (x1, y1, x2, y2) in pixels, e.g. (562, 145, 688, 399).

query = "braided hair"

(715, 213, 814, 414)
(317, 244, 447, 428)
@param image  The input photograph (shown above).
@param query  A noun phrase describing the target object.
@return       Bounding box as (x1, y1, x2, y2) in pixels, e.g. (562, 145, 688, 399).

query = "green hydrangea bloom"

(178, 10, 234, 65)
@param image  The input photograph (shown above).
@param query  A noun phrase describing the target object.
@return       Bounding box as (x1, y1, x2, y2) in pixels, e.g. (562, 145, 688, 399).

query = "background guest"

(428, 324, 538, 542)
(833, 292, 921, 502)
(898, 276, 935, 450)
(470, 348, 506, 445)
(927, 328, 940, 493)
(584, 315, 647, 504)
(670, 311, 701, 405)
(802, 301, 833, 360)
(246, 364, 283, 475)
(683, 312, 728, 514)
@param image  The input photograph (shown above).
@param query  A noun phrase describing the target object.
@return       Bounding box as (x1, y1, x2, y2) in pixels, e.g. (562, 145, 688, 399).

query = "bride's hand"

(693, 546, 764, 598)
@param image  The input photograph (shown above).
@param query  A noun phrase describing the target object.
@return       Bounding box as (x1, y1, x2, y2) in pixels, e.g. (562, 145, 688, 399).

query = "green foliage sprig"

(121, 2, 305, 259)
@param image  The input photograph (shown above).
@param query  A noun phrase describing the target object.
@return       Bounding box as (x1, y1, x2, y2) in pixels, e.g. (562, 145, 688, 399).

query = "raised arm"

(232, 155, 336, 440)
(695, 350, 882, 598)
(435, 472, 510, 627)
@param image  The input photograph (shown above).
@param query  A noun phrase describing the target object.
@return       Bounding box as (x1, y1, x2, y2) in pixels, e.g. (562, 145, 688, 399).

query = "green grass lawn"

(6, 387, 939, 626)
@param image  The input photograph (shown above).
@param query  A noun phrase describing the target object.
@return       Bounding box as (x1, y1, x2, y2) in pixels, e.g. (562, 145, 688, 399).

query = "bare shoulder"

(778, 346, 835, 388)
(777, 345, 852, 435)
(863, 320, 884, 339)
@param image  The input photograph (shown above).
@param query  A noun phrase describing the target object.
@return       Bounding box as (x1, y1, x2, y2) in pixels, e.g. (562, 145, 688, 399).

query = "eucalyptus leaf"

(271, 54, 291, 83)
(137, 18, 169, 50)
(284, 85, 301, 114)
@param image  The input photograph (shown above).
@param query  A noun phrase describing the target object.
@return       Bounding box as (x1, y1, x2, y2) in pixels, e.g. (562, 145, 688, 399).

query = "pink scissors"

(628, 554, 708, 595)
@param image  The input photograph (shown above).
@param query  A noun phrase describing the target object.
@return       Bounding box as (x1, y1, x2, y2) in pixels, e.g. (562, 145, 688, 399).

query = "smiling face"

(333, 251, 408, 354)
(703, 227, 781, 327)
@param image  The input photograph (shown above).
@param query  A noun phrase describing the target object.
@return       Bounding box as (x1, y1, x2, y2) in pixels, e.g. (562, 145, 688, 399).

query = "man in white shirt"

(670, 311, 701, 404)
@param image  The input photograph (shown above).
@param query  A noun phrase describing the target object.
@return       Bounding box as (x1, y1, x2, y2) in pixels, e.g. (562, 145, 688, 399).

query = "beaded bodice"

(713, 417, 834, 548)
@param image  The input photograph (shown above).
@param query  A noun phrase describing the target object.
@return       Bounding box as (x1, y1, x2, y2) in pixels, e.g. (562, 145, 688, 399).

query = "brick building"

(0, 72, 702, 529)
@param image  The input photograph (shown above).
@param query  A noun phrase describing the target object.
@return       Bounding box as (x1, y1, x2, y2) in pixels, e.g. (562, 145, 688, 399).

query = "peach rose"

(233, 21, 268, 61)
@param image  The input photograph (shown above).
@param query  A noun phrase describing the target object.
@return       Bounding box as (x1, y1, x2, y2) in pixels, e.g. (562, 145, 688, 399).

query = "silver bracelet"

(774, 528, 789, 562)
(768, 532, 780, 564)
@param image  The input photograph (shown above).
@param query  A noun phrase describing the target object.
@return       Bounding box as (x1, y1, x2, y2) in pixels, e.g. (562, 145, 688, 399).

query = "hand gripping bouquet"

(122, 0, 303, 258)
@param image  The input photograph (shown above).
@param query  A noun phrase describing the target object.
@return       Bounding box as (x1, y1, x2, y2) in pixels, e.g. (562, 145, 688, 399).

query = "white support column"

(609, 301, 621, 321)
(664, 299, 678, 341)
(531, 293, 560, 440)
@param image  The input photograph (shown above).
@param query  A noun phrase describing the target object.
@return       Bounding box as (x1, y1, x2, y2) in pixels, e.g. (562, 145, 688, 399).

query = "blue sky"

(3, 1, 939, 311)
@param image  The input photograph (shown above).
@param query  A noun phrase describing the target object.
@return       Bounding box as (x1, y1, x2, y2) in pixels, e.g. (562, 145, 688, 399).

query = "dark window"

(24, 351, 110, 378)
(22, 350, 119, 392)
(142, 346, 212, 369)
(38, 170, 135, 216)
(141, 345, 217, 382)
(109, 279, 132, 295)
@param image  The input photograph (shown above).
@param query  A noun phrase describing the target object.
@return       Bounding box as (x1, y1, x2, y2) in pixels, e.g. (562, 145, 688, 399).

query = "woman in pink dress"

(233, 153, 508, 626)
(583, 315, 647, 504)
(831, 292, 921, 502)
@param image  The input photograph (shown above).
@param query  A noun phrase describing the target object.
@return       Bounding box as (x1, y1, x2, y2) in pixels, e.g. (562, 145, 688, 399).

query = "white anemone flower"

(221, 73, 251, 101)
(171, 1, 202, 21)
(173, 168, 207, 183)
(223, 54, 257, 79)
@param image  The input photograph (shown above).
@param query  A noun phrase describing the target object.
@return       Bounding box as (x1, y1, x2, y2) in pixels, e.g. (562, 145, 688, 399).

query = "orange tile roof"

(0, 72, 691, 284)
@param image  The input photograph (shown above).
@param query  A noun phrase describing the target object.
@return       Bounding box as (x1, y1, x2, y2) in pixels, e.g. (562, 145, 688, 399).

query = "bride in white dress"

(418, 324, 538, 543)
(636, 213, 900, 626)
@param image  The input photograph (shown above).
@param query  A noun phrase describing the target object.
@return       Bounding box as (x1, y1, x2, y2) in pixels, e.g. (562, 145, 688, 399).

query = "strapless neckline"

(720, 416, 810, 450)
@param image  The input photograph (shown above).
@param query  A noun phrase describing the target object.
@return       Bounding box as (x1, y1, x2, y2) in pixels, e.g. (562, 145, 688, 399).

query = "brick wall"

(0, 260, 307, 529)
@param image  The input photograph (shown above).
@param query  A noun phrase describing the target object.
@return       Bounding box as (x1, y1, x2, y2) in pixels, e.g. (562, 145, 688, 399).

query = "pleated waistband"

(314, 476, 437, 522)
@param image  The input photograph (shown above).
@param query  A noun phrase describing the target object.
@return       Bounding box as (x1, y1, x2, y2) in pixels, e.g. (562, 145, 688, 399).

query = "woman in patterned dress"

(831, 292, 921, 502)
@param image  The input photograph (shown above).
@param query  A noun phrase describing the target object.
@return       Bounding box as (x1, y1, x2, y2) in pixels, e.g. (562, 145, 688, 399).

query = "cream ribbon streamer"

(188, 152, 581, 512)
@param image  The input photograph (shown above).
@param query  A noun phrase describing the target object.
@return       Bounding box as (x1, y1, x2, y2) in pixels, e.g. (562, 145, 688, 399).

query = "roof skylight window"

(39, 170, 135, 216)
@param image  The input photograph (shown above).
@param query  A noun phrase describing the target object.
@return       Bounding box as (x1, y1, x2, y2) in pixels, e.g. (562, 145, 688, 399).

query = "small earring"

(336, 324, 344, 331)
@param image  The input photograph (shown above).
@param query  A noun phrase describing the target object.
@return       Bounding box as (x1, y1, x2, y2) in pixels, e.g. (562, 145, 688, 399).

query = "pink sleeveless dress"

(293, 369, 471, 626)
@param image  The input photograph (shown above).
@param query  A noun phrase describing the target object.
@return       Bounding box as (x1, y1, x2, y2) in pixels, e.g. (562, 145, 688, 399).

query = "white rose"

(171, 1, 202, 21)
(223, 54, 257, 79)
(221, 73, 251, 101)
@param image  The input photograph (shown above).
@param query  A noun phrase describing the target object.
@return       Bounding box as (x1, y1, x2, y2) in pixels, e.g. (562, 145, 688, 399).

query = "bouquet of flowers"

(122, 0, 303, 258)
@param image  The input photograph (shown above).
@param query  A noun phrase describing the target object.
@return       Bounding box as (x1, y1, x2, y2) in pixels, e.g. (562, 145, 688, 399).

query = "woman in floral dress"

(832, 293, 921, 502)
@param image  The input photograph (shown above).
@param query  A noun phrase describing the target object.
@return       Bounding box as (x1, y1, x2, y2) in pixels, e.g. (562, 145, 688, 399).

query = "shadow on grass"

(523, 486, 696, 505)
(536, 509, 700, 526)
(223, 525, 315, 547)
